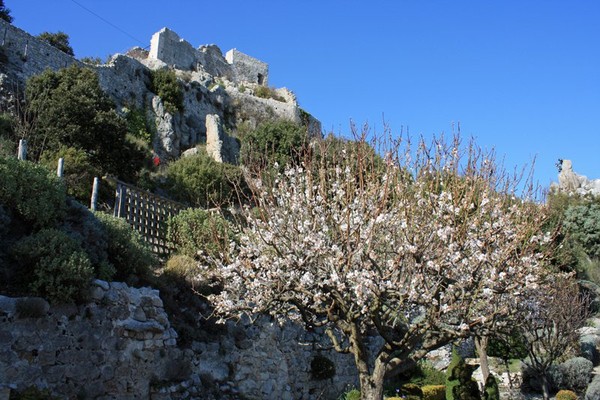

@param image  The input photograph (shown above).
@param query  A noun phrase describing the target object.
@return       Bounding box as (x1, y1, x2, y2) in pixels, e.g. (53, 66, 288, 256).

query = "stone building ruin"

(149, 27, 269, 86)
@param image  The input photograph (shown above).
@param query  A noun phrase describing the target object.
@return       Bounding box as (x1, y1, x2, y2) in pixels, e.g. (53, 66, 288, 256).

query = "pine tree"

(0, 0, 13, 23)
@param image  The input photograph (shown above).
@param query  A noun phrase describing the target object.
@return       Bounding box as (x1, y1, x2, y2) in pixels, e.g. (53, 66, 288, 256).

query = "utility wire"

(68, 0, 149, 49)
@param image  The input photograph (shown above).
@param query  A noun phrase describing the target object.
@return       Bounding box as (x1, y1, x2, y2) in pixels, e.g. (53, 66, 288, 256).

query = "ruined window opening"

(257, 73, 265, 85)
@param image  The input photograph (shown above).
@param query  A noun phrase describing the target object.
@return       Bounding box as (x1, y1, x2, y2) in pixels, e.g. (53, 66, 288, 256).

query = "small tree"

(208, 130, 552, 399)
(519, 275, 589, 400)
(0, 0, 12, 23)
(36, 31, 74, 56)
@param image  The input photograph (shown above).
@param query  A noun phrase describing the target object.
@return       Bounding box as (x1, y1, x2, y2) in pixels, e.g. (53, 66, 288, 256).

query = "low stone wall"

(0, 281, 360, 399)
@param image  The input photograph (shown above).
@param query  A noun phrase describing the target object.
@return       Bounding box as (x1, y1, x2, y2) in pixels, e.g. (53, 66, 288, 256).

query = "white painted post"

(17, 139, 27, 160)
(57, 158, 64, 178)
(90, 177, 99, 211)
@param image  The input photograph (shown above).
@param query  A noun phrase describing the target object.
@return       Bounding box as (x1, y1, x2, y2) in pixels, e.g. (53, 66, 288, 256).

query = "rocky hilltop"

(0, 20, 321, 162)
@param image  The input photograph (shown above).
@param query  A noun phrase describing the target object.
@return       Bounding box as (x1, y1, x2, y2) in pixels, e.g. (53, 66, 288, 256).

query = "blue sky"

(8, 1, 600, 189)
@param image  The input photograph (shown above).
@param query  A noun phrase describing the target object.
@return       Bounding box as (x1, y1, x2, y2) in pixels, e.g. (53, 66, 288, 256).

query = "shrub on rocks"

(557, 356, 593, 393)
(422, 385, 445, 400)
(556, 389, 578, 400)
(585, 374, 600, 400)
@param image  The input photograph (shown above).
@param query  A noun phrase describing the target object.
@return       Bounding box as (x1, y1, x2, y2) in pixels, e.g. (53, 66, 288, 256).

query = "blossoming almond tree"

(209, 133, 551, 399)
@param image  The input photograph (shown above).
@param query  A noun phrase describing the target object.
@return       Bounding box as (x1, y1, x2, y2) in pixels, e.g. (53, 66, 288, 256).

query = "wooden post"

(57, 158, 64, 178)
(90, 177, 99, 211)
(17, 139, 26, 160)
(114, 183, 127, 218)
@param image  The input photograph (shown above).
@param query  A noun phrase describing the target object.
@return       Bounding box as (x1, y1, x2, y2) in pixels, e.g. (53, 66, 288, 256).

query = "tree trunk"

(541, 374, 550, 400)
(358, 369, 385, 400)
(475, 336, 490, 384)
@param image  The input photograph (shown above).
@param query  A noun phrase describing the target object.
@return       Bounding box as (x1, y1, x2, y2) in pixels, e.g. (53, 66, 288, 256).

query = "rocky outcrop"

(553, 159, 600, 196)
(205, 114, 239, 164)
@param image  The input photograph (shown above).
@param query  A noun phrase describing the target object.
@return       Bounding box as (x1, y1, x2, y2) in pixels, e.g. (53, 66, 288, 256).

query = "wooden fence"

(112, 179, 187, 256)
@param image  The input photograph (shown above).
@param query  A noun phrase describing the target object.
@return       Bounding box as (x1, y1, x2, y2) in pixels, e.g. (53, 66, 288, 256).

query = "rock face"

(554, 159, 600, 196)
(0, 281, 363, 399)
(0, 19, 321, 163)
(205, 114, 239, 164)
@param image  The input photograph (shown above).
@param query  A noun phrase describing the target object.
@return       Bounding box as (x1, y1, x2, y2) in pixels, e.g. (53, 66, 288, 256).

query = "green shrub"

(164, 150, 247, 208)
(240, 120, 308, 171)
(36, 31, 74, 55)
(447, 356, 480, 400)
(164, 254, 197, 280)
(557, 357, 593, 393)
(123, 106, 153, 145)
(12, 229, 94, 303)
(483, 375, 499, 400)
(40, 146, 100, 202)
(0, 157, 66, 229)
(445, 349, 462, 400)
(94, 212, 157, 281)
(254, 85, 286, 102)
(339, 389, 360, 400)
(556, 389, 578, 400)
(422, 385, 446, 400)
(150, 69, 183, 114)
(400, 383, 423, 399)
(310, 355, 336, 380)
(167, 208, 235, 262)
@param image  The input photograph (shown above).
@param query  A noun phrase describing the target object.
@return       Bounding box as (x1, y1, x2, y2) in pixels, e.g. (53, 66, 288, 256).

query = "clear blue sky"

(8, 1, 600, 189)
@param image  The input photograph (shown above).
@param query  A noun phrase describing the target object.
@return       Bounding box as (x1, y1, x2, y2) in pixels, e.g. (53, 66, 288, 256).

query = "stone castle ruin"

(553, 159, 600, 196)
(0, 20, 321, 163)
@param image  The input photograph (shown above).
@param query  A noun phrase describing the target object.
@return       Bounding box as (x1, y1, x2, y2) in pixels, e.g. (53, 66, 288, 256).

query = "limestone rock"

(205, 114, 240, 164)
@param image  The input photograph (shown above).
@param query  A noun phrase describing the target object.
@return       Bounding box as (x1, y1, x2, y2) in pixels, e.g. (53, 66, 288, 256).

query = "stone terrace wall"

(0, 281, 360, 399)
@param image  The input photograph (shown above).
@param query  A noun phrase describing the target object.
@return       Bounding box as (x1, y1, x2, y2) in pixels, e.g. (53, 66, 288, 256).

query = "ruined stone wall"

(0, 19, 81, 86)
(0, 281, 360, 400)
(225, 49, 269, 85)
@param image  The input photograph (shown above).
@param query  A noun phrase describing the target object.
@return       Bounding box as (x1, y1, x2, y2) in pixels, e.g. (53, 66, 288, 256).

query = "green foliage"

(555, 389, 578, 400)
(422, 385, 446, 400)
(0, 0, 13, 23)
(240, 120, 308, 171)
(339, 389, 360, 400)
(0, 157, 66, 228)
(123, 106, 153, 145)
(557, 357, 593, 394)
(400, 383, 424, 399)
(167, 208, 235, 262)
(94, 211, 157, 282)
(39, 146, 100, 202)
(488, 328, 528, 360)
(254, 85, 286, 102)
(36, 31, 74, 56)
(564, 203, 600, 259)
(150, 68, 184, 114)
(164, 254, 197, 280)
(12, 229, 94, 303)
(483, 375, 499, 400)
(310, 355, 336, 380)
(80, 56, 103, 65)
(25, 65, 147, 181)
(164, 150, 247, 208)
(445, 349, 462, 400)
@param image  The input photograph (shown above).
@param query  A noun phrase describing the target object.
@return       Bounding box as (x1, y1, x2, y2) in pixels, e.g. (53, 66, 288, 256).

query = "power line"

(68, 0, 149, 49)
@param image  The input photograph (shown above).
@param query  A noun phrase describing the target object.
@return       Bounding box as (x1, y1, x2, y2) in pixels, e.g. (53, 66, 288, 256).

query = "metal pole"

(90, 177, 99, 211)
(17, 139, 27, 160)
(57, 158, 64, 177)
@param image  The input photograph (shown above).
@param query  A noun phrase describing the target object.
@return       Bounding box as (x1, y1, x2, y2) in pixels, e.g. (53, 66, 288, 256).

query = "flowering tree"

(208, 132, 551, 399)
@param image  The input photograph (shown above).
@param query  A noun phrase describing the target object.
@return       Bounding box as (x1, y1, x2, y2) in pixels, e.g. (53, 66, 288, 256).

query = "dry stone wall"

(0, 281, 361, 399)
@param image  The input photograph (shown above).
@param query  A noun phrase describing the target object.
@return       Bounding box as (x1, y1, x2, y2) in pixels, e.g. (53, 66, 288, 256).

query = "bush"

(0, 157, 66, 229)
(150, 69, 183, 114)
(94, 212, 157, 282)
(39, 146, 100, 202)
(240, 120, 308, 171)
(400, 383, 423, 399)
(12, 229, 94, 303)
(254, 85, 286, 102)
(164, 150, 247, 208)
(585, 374, 600, 400)
(422, 385, 445, 400)
(167, 208, 235, 262)
(483, 375, 499, 400)
(339, 389, 360, 400)
(558, 357, 593, 393)
(164, 254, 197, 280)
(445, 349, 462, 400)
(36, 31, 74, 55)
(556, 389, 578, 400)
(310, 355, 336, 380)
